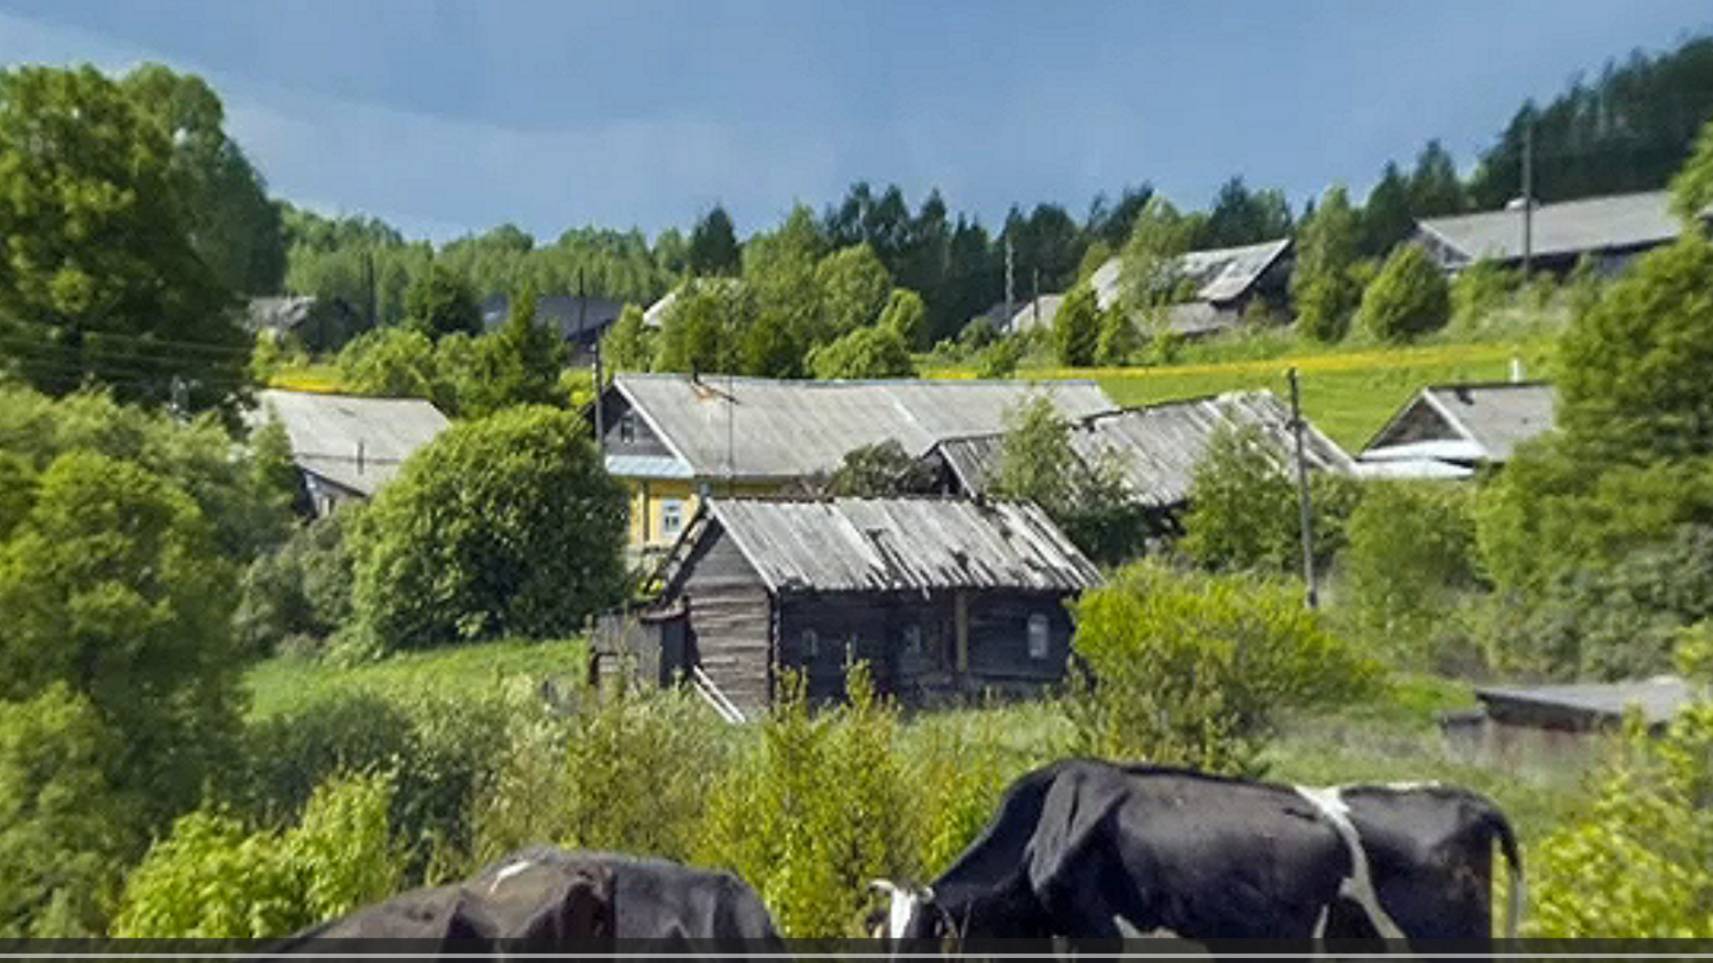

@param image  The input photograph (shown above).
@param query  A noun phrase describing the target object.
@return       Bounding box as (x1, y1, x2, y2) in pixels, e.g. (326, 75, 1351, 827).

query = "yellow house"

(596, 373, 1116, 558)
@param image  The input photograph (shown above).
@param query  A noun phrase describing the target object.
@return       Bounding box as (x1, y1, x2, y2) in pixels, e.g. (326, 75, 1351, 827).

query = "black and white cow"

(876, 759, 1523, 951)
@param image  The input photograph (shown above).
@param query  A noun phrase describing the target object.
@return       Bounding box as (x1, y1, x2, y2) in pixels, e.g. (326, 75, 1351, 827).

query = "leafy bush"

(601, 303, 654, 372)
(697, 667, 916, 938)
(974, 336, 1022, 379)
(1290, 186, 1362, 342)
(350, 406, 627, 652)
(824, 440, 939, 497)
(401, 263, 481, 340)
(806, 324, 915, 380)
(1339, 482, 1482, 669)
(1449, 259, 1522, 329)
(1051, 284, 1100, 367)
(234, 507, 359, 657)
(1355, 243, 1451, 341)
(877, 288, 927, 347)
(114, 770, 403, 938)
(1094, 306, 1139, 366)
(1067, 561, 1384, 775)
(471, 686, 734, 868)
(1181, 423, 1360, 574)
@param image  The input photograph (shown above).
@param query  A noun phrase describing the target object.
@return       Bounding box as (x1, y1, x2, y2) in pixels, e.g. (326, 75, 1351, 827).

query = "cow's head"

(870, 880, 952, 951)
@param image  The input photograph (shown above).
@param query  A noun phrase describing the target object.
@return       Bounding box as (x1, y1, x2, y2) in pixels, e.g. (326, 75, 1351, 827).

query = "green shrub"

(350, 406, 627, 652)
(114, 770, 403, 938)
(1449, 259, 1522, 329)
(1094, 306, 1139, 366)
(336, 327, 444, 402)
(1067, 561, 1384, 776)
(1355, 243, 1451, 341)
(1181, 423, 1360, 574)
(1051, 284, 1100, 367)
(697, 667, 916, 938)
(806, 325, 915, 380)
(234, 507, 359, 657)
(974, 337, 1022, 379)
(1339, 482, 1482, 669)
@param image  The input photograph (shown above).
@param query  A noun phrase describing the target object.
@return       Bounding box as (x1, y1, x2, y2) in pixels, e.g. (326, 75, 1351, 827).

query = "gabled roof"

(932, 390, 1353, 508)
(252, 389, 450, 496)
(1415, 190, 1689, 266)
(1362, 382, 1557, 465)
(606, 374, 1115, 481)
(480, 294, 626, 342)
(1089, 237, 1292, 311)
(1006, 294, 1065, 334)
(667, 497, 1102, 595)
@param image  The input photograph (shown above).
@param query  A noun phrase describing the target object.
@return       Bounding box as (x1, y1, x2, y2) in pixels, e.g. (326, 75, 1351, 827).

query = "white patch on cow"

(1312, 903, 1330, 939)
(871, 880, 929, 940)
(488, 859, 533, 894)
(1295, 785, 1407, 941)
(1114, 915, 1146, 939)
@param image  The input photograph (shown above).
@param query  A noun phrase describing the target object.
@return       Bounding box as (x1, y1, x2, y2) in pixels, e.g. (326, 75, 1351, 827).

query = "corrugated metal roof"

(1416, 191, 1685, 265)
(252, 389, 450, 496)
(611, 374, 1115, 480)
(705, 497, 1102, 594)
(603, 453, 693, 479)
(1364, 382, 1556, 464)
(1007, 294, 1065, 334)
(934, 390, 1353, 508)
(1476, 676, 1693, 727)
(1351, 458, 1475, 481)
(1089, 238, 1292, 311)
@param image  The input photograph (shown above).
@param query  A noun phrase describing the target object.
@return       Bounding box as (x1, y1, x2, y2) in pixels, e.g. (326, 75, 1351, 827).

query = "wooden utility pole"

(1004, 236, 1015, 332)
(1522, 116, 1534, 275)
(1289, 367, 1318, 609)
(583, 268, 603, 445)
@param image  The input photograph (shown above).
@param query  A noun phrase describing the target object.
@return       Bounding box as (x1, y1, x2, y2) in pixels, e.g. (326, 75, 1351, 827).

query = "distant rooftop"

(1415, 190, 1695, 267)
(1477, 676, 1695, 728)
(252, 389, 450, 496)
(1088, 237, 1292, 311)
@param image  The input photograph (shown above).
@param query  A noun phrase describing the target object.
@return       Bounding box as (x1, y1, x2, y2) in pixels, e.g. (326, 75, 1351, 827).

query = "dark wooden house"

(602, 496, 1102, 715)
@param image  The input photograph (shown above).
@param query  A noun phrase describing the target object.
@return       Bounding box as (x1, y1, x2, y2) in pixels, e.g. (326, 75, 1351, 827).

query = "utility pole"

(1032, 267, 1041, 328)
(1004, 236, 1015, 333)
(1521, 115, 1535, 275)
(1288, 367, 1318, 609)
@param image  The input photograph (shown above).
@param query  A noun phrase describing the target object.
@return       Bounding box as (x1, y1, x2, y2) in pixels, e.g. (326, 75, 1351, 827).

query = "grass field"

(267, 362, 344, 393)
(244, 636, 587, 719)
(928, 338, 1557, 451)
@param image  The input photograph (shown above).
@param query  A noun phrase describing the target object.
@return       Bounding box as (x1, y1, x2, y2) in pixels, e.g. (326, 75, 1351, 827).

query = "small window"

(660, 498, 685, 538)
(1027, 614, 1050, 660)
(902, 623, 923, 656)
(618, 410, 637, 444)
(802, 628, 819, 660)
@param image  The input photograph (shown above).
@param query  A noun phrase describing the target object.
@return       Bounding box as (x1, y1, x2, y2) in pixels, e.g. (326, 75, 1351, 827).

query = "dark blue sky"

(2, 1, 1709, 242)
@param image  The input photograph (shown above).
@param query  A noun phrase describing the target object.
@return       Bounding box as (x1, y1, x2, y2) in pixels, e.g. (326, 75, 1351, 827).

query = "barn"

(599, 496, 1102, 716)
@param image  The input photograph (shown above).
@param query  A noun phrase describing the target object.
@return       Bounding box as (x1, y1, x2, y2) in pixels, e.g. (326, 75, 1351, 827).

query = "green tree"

(0, 684, 136, 937)
(1670, 116, 1713, 223)
(1340, 482, 1482, 668)
(437, 286, 566, 418)
(1119, 196, 1196, 316)
(825, 440, 938, 497)
(1291, 185, 1363, 341)
(1181, 423, 1360, 574)
(687, 206, 741, 277)
(876, 288, 927, 348)
(806, 325, 915, 380)
(1557, 235, 1713, 463)
(1449, 258, 1523, 329)
(1051, 284, 1100, 367)
(121, 64, 286, 296)
(233, 506, 359, 657)
(1203, 176, 1293, 247)
(335, 327, 444, 402)
(1354, 242, 1451, 341)
(653, 280, 749, 375)
(1094, 307, 1139, 366)
(349, 406, 627, 652)
(0, 65, 243, 412)
(815, 244, 893, 338)
(1407, 139, 1467, 216)
(402, 263, 482, 340)
(600, 304, 654, 372)
(1068, 561, 1382, 775)
(0, 452, 241, 817)
(1360, 162, 1415, 256)
(974, 336, 1021, 379)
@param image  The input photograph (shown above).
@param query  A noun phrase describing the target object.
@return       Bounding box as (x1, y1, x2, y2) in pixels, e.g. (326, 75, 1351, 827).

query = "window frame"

(1026, 613, 1050, 660)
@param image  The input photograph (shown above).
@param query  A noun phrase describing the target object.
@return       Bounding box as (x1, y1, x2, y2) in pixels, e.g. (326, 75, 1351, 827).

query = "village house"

(1358, 381, 1557, 479)
(1413, 189, 1708, 276)
(599, 496, 1102, 715)
(252, 388, 450, 517)
(927, 390, 1353, 532)
(595, 373, 1115, 554)
(1440, 676, 1694, 769)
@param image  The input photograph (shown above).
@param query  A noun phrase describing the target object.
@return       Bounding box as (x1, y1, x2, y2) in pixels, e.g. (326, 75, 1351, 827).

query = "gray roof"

(1476, 676, 1694, 727)
(1089, 237, 1292, 311)
(689, 497, 1102, 594)
(934, 390, 1354, 508)
(1415, 190, 1685, 266)
(252, 389, 451, 496)
(246, 296, 322, 334)
(609, 374, 1116, 481)
(1363, 382, 1557, 464)
(1007, 294, 1065, 334)
(480, 294, 625, 343)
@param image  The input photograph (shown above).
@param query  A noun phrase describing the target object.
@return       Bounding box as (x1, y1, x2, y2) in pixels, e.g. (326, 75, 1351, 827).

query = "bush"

(1181, 423, 1360, 574)
(1449, 259, 1522, 329)
(806, 325, 915, 380)
(114, 770, 404, 938)
(1094, 307, 1139, 366)
(974, 337, 1022, 379)
(697, 667, 916, 938)
(877, 288, 927, 348)
(336, 327, 445, 403)
(471, 686, 734, 868)
(1339, 482, 1482, 669)
(824, 440, 939, 497)
(1067, 561, 1384, 775)
(234, 507, 359, 657)
(1051, 284, 1100, 367)
(350, 406, 627, 652)
(1355, 243, 1451, 341)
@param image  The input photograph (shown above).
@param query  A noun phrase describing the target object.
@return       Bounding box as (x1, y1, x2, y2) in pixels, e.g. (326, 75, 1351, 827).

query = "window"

(902, 623, 923, 656)
(1027, 614, 1050, 660)
(660, 498, 685, 538)
(618, 410, 637, 444)
(801, 628, 819, 660)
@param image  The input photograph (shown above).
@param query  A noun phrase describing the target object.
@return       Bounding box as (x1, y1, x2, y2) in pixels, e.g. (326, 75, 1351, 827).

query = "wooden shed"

(613, 496, 1102, 716)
